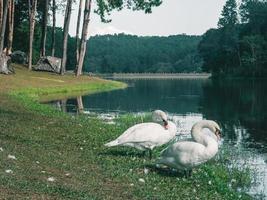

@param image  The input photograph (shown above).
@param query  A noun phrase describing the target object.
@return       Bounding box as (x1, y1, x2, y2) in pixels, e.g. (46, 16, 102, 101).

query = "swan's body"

(105, 110, 177, 156)
(157, 120, 221, 171)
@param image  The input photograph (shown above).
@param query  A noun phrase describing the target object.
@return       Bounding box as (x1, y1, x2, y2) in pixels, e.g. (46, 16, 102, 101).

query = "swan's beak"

(215, 128, 221, 141)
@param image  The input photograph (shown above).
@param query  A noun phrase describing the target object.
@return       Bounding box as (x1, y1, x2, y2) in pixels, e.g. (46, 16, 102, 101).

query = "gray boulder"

(33, 56, 62, 73)
(10, 50, 27, 64)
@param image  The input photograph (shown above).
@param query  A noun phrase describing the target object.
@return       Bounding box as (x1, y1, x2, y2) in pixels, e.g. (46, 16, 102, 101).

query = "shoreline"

(101, 73, 211, 79)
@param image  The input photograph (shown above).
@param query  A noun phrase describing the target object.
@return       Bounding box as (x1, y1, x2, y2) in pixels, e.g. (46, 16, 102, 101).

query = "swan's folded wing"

(161, 142, 207, 165)
(117, 122, 165, 144)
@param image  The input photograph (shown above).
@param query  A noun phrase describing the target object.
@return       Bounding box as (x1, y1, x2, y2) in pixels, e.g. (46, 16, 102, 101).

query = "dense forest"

(84, 34, 202, 73)
(198, 0, 267, 77)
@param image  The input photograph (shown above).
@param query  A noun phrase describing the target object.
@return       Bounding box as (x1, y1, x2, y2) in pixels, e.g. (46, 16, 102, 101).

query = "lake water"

(48, 78, 267, 198)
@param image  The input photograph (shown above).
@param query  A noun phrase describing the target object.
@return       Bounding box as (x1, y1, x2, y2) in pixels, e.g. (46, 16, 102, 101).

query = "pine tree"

(218, 0, 238, 28)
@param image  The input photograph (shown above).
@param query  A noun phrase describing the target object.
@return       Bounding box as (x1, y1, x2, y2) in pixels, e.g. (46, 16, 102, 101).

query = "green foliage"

(95, 0, 162, 22)
(218, 0, 238, 28)
(84, 34, 203, 73)
(199, 0, 267, 77)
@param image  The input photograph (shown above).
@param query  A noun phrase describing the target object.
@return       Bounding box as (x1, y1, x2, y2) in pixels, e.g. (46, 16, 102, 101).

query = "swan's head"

(192, 120, 222, 141)
(152, 110, 168, 129)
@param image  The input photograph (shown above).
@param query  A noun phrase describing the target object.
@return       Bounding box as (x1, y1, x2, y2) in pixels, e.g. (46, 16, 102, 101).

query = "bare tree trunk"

(75, 0, 83, 73)
(61, 0, 72, 75)
(51, 0, 56, 56)
(76, 0, 91, 77)
(40, 0, 48, 57)
(6, 0, 14, 55)
(0, 0, 3, 32)
(28, 0, 37, 70)
(0, 0, 8, 53)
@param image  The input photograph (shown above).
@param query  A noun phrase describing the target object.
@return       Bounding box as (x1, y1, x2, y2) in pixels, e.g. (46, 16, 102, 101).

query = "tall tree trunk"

(28, 0, 37, 70)
(75, 0, 83, 72)
(7, 0, 14, 55)
(76, 0, 91, 77)
(0, 0, 8, 53)
(51, 0, 56, 56)
(0, 0, 3, 32)
(40, 0, 48, 57)
(61, 0, 72, 75)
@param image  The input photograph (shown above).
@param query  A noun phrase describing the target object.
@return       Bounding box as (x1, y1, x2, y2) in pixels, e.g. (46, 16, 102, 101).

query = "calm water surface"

(49, 78, 267, 198)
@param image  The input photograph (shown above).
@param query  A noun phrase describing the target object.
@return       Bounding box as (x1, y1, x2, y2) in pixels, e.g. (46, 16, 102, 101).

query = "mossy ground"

(0, 66, 251, 199)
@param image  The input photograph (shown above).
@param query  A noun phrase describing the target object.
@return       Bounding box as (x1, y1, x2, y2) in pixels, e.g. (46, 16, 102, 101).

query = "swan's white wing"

(159, 141, 207, 169)
(116, 122, 167, 144)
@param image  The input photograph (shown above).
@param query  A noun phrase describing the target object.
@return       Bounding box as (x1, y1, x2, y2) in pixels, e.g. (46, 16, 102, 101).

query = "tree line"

(76, 34, 202, 73)
(198, 0, 267, 77)
(2, 0, 265, 77)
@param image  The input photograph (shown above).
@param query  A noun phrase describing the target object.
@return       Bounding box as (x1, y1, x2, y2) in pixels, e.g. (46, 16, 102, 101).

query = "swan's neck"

(191, 122, 218, 156)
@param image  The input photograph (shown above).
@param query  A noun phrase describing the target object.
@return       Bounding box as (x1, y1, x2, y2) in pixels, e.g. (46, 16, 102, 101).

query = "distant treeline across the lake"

(80, 34, 203, 73)
(14, 24, 202, 73)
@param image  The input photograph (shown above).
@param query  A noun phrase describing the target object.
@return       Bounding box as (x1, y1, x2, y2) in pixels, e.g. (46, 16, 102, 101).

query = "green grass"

(0, 66, 252, 199)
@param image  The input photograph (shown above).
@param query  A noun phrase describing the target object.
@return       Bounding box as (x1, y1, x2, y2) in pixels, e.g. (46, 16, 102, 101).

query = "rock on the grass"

(0, 147, 3, 152)
(10, 50, 27, 64)
(33, 56, 62, 74)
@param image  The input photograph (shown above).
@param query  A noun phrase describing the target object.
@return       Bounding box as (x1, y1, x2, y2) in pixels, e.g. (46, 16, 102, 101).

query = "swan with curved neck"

(157, 120, 221, 174)
(105, 110, 177, 159)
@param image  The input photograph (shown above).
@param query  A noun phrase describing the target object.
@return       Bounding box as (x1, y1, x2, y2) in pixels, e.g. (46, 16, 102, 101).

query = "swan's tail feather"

(104, 140, 120, 147)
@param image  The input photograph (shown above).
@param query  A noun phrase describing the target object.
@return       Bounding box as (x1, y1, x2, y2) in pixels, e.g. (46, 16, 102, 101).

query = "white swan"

(157, 120, 221, 175)
(105, 110, 177, 159)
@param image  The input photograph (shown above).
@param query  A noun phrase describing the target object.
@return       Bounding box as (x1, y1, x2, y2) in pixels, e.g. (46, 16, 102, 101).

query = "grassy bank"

(0, 64, 127, 102)
(0, 66, 251, 199)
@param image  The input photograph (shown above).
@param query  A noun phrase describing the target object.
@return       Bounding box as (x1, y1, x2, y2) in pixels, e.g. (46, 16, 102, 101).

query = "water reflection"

(201, 80, 267, 152)
(47, 78, 267, 198)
